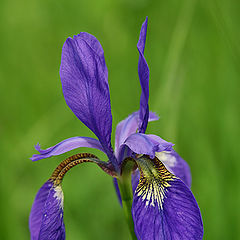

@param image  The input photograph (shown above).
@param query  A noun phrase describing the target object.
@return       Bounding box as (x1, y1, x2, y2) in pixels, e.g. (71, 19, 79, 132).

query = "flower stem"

(118, 160, 138, 240)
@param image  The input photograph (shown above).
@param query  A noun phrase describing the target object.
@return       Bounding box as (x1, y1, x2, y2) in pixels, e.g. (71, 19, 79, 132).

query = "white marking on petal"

(155, 151, 176, 172)
(54, 186, 64, 208)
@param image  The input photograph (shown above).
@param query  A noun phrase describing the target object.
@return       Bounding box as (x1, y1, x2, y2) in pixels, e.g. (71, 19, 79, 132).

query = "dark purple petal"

(29, 181, 52, 240)
(137, 17, 150, 133)
(29, 181, 65, 240)
(132, 156, 203, 240)
(60, 32, 113, 158)
(156, 150, 192, 187)
(115, 111, 159, 158)
(31, 137, 104, 161)
(122, 133, 174, 159)
(113, 178, 122, 206)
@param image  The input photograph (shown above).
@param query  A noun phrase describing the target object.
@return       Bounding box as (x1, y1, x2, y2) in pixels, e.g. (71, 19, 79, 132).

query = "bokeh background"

(0, 0, 239, 239)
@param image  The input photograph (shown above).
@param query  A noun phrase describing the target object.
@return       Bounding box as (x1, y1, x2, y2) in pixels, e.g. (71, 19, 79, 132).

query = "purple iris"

(29, 18, 203, 240)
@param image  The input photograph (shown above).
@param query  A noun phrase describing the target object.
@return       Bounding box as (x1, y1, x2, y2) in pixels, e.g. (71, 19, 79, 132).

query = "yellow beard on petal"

(136, 156, 175, 210)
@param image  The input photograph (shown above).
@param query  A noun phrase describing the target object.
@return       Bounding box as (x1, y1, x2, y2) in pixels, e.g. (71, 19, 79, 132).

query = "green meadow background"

(0, 0, 239, 239)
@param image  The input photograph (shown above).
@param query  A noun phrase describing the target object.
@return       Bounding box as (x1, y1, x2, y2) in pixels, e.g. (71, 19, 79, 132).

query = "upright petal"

(132, 156, 203, 240)
(31, 137, 104, 161)
(137, 17, 150, 133)
(156, 150, 192, 187)
(29, 181, 65, 240)
(60, 33, 113, 158)
(114, 111, 159, 158)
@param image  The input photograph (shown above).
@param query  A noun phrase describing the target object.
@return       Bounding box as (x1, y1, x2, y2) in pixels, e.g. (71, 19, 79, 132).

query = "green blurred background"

(0, 0, 239, 239)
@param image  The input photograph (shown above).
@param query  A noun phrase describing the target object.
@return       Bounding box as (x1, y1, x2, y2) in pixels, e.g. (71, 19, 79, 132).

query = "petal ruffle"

(122, 133, 174, 159)
(137, 17, 150, 133)
(115, 111, 159, 158)
(29, 181, 65, 240)
(132, 156, 203, 240)
(156, 150, 192, 187)
(60, 32, 113, 158)
(31, 137, 104, 161)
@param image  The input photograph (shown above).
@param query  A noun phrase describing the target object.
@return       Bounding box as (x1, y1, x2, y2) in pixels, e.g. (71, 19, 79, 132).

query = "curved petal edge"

(30, 137, 105, 161)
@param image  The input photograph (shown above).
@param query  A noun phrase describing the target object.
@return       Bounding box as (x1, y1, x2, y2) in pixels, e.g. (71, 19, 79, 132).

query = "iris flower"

(29, 18, 203, 240)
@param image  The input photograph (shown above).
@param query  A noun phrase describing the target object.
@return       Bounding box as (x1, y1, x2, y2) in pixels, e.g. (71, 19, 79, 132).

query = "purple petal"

(29, 181, 65, 240)
(132, 156, 203, 240)
(114, 111, 159, 158)
(60, 32, 113, 158)
(113, 178, 122, 206)
(31, 137, 105, 161)
(156, 150, 192, 187)
(137, 17, 150, 133)
(122, 133, 174, 159)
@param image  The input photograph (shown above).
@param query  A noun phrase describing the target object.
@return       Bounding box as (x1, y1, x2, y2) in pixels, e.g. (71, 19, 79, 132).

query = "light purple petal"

(122, 133, 174, 159)
(60, 32, 113, 158)
(137, 17, 150, 133)
(132, 156, 203, 240)
(114, 111, 159, 158)
(156, 150, 192, 187)
(29, 181, 65, 240)
(31, 137, 104, 161)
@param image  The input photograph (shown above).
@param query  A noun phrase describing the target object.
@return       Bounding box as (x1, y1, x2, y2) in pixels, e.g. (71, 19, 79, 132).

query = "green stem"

(118, 160, 138, 240)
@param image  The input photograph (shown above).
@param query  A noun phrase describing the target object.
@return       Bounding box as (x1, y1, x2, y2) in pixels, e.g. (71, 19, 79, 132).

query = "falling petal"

(156, 150, 192, 187)
(29, 181, 65, 240)
(132, 156, 203, 240)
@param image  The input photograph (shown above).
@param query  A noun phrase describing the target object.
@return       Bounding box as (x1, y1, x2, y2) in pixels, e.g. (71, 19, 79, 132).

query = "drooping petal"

(115, 111, 159, 158)
(156, 150, 192, 187)
(137, 17, 150, 133)
(122, 133, 174, 159)
(132, 156, 203, 240)
(60, 32, 113, 158)
(31, 137, 104, 161)
(29, 181, 65, 240)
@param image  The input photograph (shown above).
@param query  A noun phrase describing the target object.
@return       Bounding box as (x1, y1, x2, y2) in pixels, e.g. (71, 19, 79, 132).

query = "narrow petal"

(31, 137, 104, 161)
(115, 111, 159, 158)
(156, 150, 192, 187)
(60, 32, 113, 157)
(137, 17, 150, 133)
(29, 181, 65, 240)
(122, 133, 174, 159)
(132, 156, 203, 240)
(113, 178, 122, 205)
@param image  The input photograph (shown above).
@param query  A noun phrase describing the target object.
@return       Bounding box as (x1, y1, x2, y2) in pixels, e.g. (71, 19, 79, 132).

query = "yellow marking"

(135, 156, 175, 210)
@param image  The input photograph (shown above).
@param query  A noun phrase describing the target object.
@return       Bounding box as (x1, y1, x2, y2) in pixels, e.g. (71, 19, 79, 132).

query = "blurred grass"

(0, 0, 239, 239)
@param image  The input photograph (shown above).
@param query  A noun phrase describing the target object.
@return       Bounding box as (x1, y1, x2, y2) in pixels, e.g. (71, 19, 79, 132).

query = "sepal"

(29, 181, 65, 240)
(132, 156, 203, 240)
